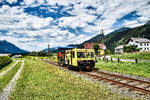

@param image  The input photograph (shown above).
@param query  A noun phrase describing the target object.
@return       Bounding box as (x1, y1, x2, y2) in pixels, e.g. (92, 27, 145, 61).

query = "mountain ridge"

(0, 40, 28, 54)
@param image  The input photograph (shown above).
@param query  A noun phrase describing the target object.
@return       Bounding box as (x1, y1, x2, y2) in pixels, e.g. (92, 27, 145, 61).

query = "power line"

(67, 20, 149, 42)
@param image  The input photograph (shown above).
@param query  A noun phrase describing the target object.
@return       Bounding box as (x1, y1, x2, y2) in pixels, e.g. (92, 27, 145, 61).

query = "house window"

(140, 43, 142, 46)
(147, 48, 149, 50)
(145, 48, 146, 50)
(147, 43, 149, 46)
(145, 43, 146, 46)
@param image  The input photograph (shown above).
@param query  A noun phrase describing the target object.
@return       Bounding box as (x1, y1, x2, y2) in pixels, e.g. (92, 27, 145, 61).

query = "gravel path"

(0, 60, 24, 100)
(0, 61, 19, 77)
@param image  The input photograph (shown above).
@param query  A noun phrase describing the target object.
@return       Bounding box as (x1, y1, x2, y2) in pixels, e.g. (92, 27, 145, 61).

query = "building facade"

(83, 42, 106, 56)
(115, 45, 124, 54)
(127, 38, 150, 52)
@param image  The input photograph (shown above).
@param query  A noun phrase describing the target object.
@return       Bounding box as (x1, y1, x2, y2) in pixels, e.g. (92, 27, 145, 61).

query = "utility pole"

(48, 44, 50, 56)
(101, 28, 104, 44)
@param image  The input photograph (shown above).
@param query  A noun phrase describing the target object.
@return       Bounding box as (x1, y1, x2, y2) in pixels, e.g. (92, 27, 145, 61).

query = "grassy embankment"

(96, 59, 150, 77)
(10, 58, 138, 100)
(111, 51, 150, 60)
(0, 61, 22, 93)
(0, 61, 15, 73)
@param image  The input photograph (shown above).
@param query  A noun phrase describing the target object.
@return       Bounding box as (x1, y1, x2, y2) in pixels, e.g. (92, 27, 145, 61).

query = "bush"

(123, 45, 140, 53)
(0, 56, 12, 69)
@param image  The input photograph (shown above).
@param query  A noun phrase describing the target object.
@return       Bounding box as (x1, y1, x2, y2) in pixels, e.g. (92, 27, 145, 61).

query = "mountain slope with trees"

(82, 22, 150, 51)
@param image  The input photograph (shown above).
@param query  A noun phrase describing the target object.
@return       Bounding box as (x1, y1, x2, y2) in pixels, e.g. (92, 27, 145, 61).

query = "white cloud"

(0, 0, 17, 3)
(6, 0, 17, 3)
(0, 0, 150, 51)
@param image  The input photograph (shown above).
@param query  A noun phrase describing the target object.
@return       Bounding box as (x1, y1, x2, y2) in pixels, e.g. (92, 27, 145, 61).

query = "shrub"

(0, 56, 12, 69)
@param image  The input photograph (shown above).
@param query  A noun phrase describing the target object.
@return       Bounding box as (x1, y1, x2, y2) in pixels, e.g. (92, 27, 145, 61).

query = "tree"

(38, 51, 47, 56)
(93, 43, 99, 55)
(105, 49, 113, 55)
(28, 51, 38, 56)
(123, 45, 140, 53)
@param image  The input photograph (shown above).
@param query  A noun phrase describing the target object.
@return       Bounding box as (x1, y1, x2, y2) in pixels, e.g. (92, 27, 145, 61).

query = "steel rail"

(95, 71, 150, 84)
(80, 72, 150, 94)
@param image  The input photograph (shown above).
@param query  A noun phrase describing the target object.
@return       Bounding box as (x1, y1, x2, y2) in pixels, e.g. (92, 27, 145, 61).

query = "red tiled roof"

(84, 43, 105, 49)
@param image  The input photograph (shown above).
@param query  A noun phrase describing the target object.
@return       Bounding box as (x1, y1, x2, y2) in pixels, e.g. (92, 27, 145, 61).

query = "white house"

(127, 38, 150, 52)
(115, 45, 124, 54)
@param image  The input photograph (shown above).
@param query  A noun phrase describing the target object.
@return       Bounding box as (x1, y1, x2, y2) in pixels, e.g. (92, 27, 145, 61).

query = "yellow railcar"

(65, 48, 96, 71)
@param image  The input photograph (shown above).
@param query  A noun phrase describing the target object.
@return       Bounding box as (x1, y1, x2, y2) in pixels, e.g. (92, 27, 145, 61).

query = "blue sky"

(0, 0, 150, 51)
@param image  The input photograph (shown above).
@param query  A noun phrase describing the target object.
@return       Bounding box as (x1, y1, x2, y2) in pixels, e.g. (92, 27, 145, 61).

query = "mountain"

(42, 47, 59, 52)
(145, 20, 150, 25)
(0, 40, 28, 54)
(83, 27, 131, 45)
(81, 22, 150, 51)
(42, 45, 77, 52)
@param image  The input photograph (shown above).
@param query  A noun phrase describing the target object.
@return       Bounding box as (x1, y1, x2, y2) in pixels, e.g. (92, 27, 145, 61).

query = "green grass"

(0, 61, 22, 93)
(10, 59, 138, 100)
(96, 60, 150, 77)
(0, 61, 15, 73)
(111, 51, 150, 60)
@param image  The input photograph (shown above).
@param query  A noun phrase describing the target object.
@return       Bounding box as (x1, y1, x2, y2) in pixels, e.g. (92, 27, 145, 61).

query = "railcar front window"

(87, 52, 94, 58)
(77, 52, 86, 58)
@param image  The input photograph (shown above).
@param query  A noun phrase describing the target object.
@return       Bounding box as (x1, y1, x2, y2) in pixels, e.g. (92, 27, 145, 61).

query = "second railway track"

(43, 59, 150, 95)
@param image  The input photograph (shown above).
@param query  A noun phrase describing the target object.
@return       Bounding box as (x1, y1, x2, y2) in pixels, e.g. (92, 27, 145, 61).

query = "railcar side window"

(77, 52, 86, 58)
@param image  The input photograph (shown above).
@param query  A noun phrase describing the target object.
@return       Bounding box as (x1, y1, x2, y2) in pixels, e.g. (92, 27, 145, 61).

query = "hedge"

(0, 56, 12, 69)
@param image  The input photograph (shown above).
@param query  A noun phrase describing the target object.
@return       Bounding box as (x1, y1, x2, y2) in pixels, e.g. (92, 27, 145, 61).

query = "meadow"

(10, 58, 136, 100)
(96, 59, 150, 77)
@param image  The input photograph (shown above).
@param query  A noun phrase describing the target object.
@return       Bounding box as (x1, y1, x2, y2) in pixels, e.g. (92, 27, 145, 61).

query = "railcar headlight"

(94, 60, 97, 63)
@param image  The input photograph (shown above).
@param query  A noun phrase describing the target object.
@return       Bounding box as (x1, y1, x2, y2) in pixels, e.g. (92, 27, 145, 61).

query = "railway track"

(80, 71, 150, 94)
(43, 59, 150, 95)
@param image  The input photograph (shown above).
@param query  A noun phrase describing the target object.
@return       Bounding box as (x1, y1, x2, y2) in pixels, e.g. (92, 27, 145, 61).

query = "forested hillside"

(82, 22, 150, 51)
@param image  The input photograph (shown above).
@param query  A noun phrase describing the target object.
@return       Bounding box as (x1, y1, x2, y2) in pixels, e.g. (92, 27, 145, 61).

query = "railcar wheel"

(88, 66, 94, 71)
(68, 65, 72, 70)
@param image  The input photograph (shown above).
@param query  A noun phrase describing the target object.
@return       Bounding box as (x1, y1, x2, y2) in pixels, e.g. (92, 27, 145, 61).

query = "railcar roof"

(66, 48, 95, 52)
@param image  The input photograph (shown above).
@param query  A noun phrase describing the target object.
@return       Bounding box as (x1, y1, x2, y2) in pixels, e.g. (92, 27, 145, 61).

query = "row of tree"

(28, 51, 52, 56)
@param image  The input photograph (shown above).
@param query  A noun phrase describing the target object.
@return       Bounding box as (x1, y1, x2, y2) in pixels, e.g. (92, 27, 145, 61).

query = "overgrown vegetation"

(10, 58, 135, 100)
(111, 51, 150, 60)
(0, 61, 22, 93)
(123, 45, 140, 52)
(96, 59, 150, 77)
(0, 56, 12, 69)
(0, 61, 15, 73)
